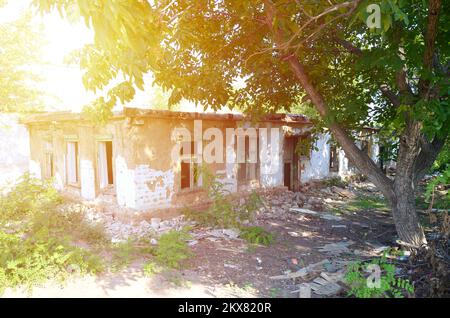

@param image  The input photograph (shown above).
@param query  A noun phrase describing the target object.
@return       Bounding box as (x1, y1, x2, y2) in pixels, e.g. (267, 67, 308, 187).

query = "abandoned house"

(21, 108, 379, 211)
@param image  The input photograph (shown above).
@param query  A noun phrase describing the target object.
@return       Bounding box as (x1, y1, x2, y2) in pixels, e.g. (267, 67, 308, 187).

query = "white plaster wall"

(115, 156, 136, 208)
(0, 114, 30, 185)
(371, 136, 379, 164)
(80, 159, 96, 200)
(29, 160, 41, 180)
(133, 165, 174, 210)
(223, 129, 238, 193)
(338, 137, 379, 177)
(260, 128, 283, 187)
(301, 133, 331, 182)
(338, 148, 351, 177)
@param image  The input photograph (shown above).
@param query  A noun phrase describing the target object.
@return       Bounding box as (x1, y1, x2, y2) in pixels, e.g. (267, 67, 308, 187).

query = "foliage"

(143, 261, 163, 277)
(322, 177, 349, 188)
(345, 255, 414, 298)
(32, 0, 449, 134)
(34, 0, 449, 244)
(0, 173, 62, 224)
(346, 195, 389, 212)
(0, 175, 105, 294)
(185, 167, 262, 228)
(432, 139, 450, 172)
(0, 10, 46, 112)
(109, 238, 155, 272)
(0, 228, 103, 294)
(239, 226, 274, 246)
(154, 229, 193, 270)
(424, 167, 450, 210)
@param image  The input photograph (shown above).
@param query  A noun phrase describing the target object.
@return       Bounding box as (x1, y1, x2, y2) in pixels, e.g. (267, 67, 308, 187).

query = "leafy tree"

(34, 0, 449, 246)
(0, 5, 45, 113)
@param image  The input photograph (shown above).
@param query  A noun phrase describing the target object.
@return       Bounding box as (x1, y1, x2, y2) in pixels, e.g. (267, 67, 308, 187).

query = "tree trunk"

(391, 179, 427, 247)
(264, 1, 432, 247)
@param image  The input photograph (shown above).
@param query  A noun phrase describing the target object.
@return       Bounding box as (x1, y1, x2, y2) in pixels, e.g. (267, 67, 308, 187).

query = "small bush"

(143, 261, 163, 276)
(322, 177, 348, 188)
(155, 229, 193, 269)
(0, 175, 106, 294)
(344, 255, 414, 298)
(185, 167, 262, 228)
(111, 239, 155, 271)
(0, 173, 62, 224)
(240, 226, 274, 246)
(0, 229, 103, 294)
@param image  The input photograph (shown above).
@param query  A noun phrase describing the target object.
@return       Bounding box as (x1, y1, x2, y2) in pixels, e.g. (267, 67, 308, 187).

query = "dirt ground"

(3, 181, 405, 298)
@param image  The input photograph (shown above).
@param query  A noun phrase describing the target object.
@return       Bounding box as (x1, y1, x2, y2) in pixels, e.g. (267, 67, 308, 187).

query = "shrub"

(0, 229, 103, 294)
(239, 226, 274, 246)
(0, 174, 105, 294)
(185, 167, 262, 228)
(322, 177, 348, 188)
(0, 173, 62, 224)
(344, 255, 414, 298)
(155, 229, 193, 269)
(143, 261, 163, 276)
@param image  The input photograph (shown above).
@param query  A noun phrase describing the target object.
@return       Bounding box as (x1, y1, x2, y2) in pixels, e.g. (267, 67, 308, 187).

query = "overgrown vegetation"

(239, 226, 274, 246)
(184, 167, 263, 229)
(346, 195, 389, 212)
(424, 168, 450, 210)
(322, 177, 349, 188)
(0, 175, 105, 294)
(345, 254, 414, 298)
(153, 228, 193, 270)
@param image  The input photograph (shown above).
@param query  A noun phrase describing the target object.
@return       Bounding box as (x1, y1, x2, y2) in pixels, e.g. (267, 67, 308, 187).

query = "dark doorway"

(98, 141, 114, 188)
(105, 141, 113, 185)
(284, 162, 291, 190)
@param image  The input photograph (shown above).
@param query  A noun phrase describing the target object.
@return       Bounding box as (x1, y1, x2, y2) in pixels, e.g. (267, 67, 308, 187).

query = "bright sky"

(0, 0, 213, 113)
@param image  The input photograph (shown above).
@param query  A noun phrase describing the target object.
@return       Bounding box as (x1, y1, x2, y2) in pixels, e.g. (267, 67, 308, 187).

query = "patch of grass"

(268, 287, 281, 298)
(240, 226, 274, 246)
(345, 195, 389, 212)
(110, 238, 155, 272)
(154, 228, 193, 269)
(143, 261, 163, 276)
(322, 177, 348, 188)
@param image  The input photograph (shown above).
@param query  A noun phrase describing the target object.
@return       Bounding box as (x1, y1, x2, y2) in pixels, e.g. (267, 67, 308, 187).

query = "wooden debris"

(270, 259, 329, 280)
(291, 270, 346, 297)
(317, 241, 354, 255)
(331, 186, 356, 199)
(290, 208, 343, 222)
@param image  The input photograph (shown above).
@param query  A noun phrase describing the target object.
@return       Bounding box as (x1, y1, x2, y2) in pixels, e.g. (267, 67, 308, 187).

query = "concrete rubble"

(317, 241, 355, 256)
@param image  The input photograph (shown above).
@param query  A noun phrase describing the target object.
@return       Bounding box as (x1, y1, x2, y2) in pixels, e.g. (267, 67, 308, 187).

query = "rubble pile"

(256, 181, 364, 221)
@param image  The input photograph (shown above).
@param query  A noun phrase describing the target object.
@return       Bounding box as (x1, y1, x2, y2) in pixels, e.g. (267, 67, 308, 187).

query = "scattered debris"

(290, 208, 318, 216)
(331, 225, 347, 229)
(270, 259, 329, 280)
(206, 228, 240, 240)
(290, 208, 343, 221)
(317, 241, 354, 256)
(331, 186, 356, 199)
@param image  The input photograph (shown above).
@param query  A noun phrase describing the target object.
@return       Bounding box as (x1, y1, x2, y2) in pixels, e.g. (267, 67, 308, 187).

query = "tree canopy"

(33, 0, 449, 246)
(0, 8, 45, 113)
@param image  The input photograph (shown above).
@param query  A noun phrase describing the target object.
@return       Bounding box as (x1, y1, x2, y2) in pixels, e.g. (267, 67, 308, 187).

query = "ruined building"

(22, 108, 379, 211)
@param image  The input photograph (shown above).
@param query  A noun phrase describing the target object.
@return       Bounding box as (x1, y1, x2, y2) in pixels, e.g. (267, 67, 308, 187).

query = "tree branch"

(264, 1, 396, 203)
(419, 0, 442, 97)
(414, 135, 447, 183)
(335, 38, 401, 107)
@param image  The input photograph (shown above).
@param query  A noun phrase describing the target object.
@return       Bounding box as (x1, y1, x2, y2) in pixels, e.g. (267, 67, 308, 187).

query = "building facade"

(22, 108, 378, 211)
